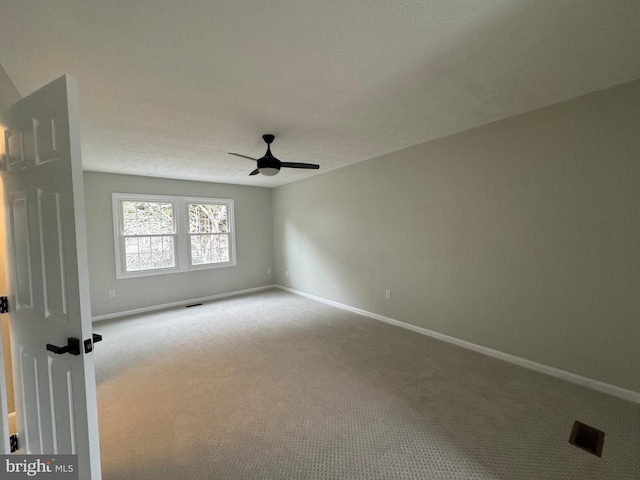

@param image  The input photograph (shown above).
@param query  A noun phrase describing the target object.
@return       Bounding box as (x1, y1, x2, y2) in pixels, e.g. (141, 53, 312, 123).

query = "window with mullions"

(113, 193, 236, 278)
(188, 203, 230, 265)
(121, 201, 176, 272)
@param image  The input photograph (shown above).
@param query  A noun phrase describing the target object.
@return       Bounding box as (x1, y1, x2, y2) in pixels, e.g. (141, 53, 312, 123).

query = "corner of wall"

(0, 61, 21, 111)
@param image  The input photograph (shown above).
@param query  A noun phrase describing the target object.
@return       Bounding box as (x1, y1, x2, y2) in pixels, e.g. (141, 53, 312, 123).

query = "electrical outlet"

(108, 289, 116, 298)
(385, 290, 391, 300)
(267, 268, 271, 275)
(285, 270, 289, 277)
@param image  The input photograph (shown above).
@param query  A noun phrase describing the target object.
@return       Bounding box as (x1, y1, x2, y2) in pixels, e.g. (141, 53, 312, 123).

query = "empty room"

(0, 1, 639, 479)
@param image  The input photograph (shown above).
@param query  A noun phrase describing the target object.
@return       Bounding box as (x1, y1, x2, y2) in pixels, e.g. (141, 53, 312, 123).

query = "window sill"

(115, 261, 237, 280)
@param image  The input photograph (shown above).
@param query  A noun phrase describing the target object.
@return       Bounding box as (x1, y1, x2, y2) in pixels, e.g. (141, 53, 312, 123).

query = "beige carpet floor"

(95, 289, 639, 479)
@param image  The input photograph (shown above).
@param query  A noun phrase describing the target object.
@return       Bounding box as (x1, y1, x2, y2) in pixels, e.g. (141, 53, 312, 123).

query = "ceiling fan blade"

(229, 152, 258, 161)
(249, 169, 260, 176)
(280, 162, 320, 169)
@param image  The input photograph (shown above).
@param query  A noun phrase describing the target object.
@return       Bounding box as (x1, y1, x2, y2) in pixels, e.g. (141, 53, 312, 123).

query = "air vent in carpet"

(569, 420, 604, 457)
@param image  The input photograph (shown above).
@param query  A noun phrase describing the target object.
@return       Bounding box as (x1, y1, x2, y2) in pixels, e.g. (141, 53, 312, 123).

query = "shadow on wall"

(281, 219, 370, 304)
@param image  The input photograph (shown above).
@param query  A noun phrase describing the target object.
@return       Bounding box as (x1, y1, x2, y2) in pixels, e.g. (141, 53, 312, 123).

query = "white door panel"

(38, 185, 69, 323)
(1, 75, 101, 478)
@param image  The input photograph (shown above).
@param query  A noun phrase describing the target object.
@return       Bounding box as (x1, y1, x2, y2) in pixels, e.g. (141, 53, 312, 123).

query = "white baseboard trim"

(92, 285, 277, 322)
(277, 285, 640, 404)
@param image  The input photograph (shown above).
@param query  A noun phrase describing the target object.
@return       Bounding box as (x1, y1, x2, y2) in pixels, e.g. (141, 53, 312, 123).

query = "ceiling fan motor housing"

(257, 155, 280, 176)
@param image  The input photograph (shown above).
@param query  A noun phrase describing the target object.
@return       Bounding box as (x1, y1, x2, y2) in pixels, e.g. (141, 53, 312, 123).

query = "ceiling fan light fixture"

(258, 167, 280, 176)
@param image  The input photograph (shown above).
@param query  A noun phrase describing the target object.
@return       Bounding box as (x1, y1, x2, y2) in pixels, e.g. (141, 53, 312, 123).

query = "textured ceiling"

(1, 1, 640, 187)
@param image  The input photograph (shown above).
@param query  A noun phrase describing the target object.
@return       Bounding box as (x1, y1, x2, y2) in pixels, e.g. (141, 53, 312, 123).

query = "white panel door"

(1, 75, 101, 478)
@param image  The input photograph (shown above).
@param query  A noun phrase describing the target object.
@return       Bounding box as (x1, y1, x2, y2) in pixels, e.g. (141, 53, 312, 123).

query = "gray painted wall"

(0, 61, 20, 110)
(273, 79, 640, 393)
(84, 172, 274, 317)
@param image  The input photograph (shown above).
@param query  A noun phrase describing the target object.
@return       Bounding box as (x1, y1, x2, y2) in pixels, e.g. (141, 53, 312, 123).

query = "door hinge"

(0, 296, 8, 314)
(83, 333, 103, 354)
(10, 434, 18, 452)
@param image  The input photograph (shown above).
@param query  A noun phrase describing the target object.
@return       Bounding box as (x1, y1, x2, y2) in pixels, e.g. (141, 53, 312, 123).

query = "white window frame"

(112, 193, 237, 279)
